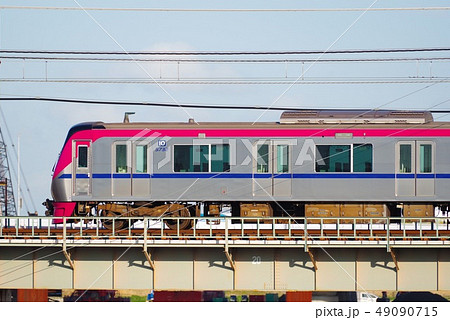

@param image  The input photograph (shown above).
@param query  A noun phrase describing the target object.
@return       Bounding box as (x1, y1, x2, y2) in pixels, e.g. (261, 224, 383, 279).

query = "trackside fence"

(0, 216, 449, 248)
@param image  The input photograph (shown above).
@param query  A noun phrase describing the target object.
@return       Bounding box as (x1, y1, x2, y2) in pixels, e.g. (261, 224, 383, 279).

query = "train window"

(419, 144, 432, 173)
(211, 144, 230, 172)
(174, 144, 230, 172)
(353, 144, 373, 172)
(193, 145, 209, 172)
(257, 144, 269, 173)
(399, 144, 412, 173)
(115, 144, 128, 173)
(276, 145, 289, 173)
(135, 145, 148, 173)
(315, 145, 350, 172)
(174, 145, 193, 172)
(78, 146, 88, 168)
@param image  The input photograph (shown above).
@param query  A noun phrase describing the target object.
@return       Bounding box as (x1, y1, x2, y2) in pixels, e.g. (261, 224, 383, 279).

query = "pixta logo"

(126, 131, 318, 172)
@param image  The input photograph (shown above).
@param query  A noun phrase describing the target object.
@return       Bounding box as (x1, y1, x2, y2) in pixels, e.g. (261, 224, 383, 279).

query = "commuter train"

(43, 109, 450, 229)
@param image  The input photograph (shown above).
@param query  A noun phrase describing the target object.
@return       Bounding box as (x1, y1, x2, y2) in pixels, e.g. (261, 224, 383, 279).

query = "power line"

(1, 56, 450, 63)
(1, 48, 450, 56)
(1, 6, 449, 12)
(0, 96, 295, 110)
(1, 78, 449, 85)
(1, 96, 450, 113)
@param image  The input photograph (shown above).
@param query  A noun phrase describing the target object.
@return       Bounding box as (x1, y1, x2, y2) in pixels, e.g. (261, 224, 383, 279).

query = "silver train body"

(46, 110, 450, 225)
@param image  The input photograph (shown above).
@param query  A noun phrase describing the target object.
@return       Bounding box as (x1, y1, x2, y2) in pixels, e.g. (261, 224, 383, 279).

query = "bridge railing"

(0, 216, 449, 245)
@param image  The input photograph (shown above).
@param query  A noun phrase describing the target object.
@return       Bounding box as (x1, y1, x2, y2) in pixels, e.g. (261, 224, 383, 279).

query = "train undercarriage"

(43, 199, 448, 230)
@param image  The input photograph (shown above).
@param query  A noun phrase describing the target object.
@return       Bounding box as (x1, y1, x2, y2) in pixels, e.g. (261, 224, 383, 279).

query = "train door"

(416, 141, 435, 196)
(253, 142, 272, 197)
(73, 140, 91, 196)
(132, 142, 151, 197)
(112, 141, 132, 198)
(253, 141, 292, 197)
(395, 141, 435, 196)
(272, 142, 292, 197)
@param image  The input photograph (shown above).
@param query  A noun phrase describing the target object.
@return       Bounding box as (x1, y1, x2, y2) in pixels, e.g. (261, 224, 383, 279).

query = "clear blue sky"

(0, 0, 449, 215)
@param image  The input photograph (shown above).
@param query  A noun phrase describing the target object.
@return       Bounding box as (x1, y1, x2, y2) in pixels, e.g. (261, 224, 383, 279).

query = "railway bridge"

(0, 216, 449, 292)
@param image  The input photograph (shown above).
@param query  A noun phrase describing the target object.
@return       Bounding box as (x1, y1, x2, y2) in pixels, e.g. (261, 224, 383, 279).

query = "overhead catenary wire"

(1, 96, 450, 113)
(1, 47, 450, 56)
(0, 96, 342, 111)
(1, 78, 449, 85)
(2, 55, 450, 63)
(1, 91, 447, 112)
(1, 6, 450, 12)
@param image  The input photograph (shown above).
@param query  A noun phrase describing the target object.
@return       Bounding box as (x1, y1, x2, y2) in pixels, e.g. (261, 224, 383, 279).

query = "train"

(43, 109, 450, 229)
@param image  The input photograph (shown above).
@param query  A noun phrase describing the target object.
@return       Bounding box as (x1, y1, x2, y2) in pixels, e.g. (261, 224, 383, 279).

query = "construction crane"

(0, 126, 16, 216)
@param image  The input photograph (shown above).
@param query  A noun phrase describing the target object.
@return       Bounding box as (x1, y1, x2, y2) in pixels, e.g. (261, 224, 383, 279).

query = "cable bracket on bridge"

(62, 218, 75, 269)
(143, 249, 155, 270)
(142, 218, 156, 270)
(142, 218, 156, 269)
(303, 226, 318, 270)
(62, 248, 75, 270)
(306, 248, 318, 271)
(224, 218, 236, 270)
(224, 246, 236, 271)
(389, 248, 400, 271)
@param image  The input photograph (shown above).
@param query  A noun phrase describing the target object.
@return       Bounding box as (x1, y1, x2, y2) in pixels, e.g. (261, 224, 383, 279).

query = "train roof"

(66, 109, 450, 134)
(99, 109, 450, 128)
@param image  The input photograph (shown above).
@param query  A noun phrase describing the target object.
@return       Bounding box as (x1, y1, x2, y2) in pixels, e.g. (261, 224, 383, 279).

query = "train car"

(43, 109, 450, 228)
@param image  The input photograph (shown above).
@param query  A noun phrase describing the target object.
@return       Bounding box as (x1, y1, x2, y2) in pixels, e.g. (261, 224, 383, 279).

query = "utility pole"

(0, 126, 16, 216)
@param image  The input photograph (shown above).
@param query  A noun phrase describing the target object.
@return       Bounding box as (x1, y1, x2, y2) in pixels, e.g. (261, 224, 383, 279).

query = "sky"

(0, 0, 449, 215)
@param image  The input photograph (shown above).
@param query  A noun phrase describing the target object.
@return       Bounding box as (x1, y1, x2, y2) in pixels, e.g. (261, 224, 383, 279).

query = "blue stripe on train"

(58, 173, 445, 179)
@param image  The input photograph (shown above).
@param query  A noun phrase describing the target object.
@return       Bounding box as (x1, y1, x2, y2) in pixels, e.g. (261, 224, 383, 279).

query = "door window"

(399, 144, 412, 173)
(78, 145, 88, 168)
(419, 144, 433, 173)
(116, 144, 128, 173)
(135, 145, 148, 173)
(256, 144, 269, 173)
(276, 145, 289, 173)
